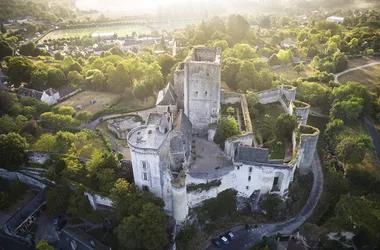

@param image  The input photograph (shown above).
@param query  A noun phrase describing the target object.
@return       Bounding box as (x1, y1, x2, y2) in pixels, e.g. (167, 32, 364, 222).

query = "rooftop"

(236, 145, 269, 163)
(156, 83, 177, 106)
(60, 228, 109, 250)
(5, 188, 47, 232)
(107, 116, 142, 131)
(189, 137, 233, 173)
(128, 125, 168, 150)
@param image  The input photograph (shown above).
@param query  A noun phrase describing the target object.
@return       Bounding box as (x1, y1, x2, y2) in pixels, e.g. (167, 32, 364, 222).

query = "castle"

(127, 47, 319, 222)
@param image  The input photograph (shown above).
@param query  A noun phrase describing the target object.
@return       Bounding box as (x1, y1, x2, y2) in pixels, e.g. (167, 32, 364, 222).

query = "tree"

(30, 69, 48, 90)
(214, 116, 239, 146)
(293, 63, 305, 74)
(6, 57, 35, 87)
(262, 194, 283, 219)
(246, 91, 259, 110)
(69, 62, 82, 73)
(40, 112, 80, 130)
(310, 56, 321, 69)
(134, 83, 148, 101)
(76, 111, 93, 123)
(34, 134, 56, 152)
(157, 53, 175, 80)
(277, 49, 293, 65)
(67, 71, 84, 86)
(176, 223, 198, 250)
(52, 106, 75, 116)
(110, 178, 138, 219)
(0, 192, 10, 209)
(0, 133, 28, 171)
(256, 69, 274, 91)
(276, 114, 298, 140)
(116, 203, 169, 250)
(259, 16, 271, 28)
(0, 41, 13, 60)
(202, 189, 237, 221)
(47, 68, 66, 88)
(85, 69, 106, 90)
(226, 14, 250, 44)
(54, 52, 64, 60)
(25, 22, 38, 34)
(236, 60, 256, 91)
(19, 41, 36, 56)
(110, 46, 125, 56)
(330, 97, 364, 122)
(66, 190, 92, 217)
(0, 115, 27, 134)
(0, 23, 6, 34)
(221, 57, 241, 90)
(46, 185, 70, 216)
(107, 63, 133, 92)
(36, 239, 54, 250)
(336, 137, 366, 164)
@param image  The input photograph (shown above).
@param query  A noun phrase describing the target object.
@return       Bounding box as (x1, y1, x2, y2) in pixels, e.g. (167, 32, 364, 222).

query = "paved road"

(334, 61, 380, 83)
(204, 153, 323, 250)
(364, 116, 380, 160)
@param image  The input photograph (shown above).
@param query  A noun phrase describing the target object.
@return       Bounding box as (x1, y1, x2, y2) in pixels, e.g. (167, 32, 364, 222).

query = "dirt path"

(334, 61, 380, 83)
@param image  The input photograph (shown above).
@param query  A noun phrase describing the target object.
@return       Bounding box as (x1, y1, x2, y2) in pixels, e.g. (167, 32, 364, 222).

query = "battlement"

(186, 47, 222, 64)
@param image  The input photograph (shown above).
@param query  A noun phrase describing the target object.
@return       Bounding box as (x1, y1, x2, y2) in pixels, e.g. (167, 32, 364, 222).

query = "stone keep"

(184, 47, 222, 136)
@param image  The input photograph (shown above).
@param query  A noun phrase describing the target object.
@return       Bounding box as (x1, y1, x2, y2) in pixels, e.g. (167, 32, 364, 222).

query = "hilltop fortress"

(127, 47, 319, 222)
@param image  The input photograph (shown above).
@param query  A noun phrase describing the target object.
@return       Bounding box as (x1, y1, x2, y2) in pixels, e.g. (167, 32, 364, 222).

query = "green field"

(42, 24, 152, 40)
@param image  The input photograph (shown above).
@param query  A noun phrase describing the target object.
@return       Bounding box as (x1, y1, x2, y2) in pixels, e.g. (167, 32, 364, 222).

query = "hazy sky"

(76, 0, 205, 13)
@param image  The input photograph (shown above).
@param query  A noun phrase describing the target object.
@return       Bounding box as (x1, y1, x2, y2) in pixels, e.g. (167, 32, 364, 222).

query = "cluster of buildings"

(125, 47, 320, 222)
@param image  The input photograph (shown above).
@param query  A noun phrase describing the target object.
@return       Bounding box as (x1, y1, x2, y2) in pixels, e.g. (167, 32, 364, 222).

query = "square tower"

(184, 47, 222, 136)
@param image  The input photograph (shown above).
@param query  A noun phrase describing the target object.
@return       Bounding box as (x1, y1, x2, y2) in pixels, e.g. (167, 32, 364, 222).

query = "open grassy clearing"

(339, 120, 380, 178)
(338, 64, 380, 91)
(58, 90, 120, 115)
(272, 64, 315, 80)
(42, 24, 152, 40)
(252, 103, 287, 159)
(347, 56, 380, 69)
(112, 96, 155, 111)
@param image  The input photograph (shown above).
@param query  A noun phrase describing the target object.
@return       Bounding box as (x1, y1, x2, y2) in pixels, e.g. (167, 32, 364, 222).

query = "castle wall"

(220, 91, 242, 104)
(157, 104, 177, 115)
(257, 89, 281, 104)
(172, 185, 188, 222)
(298, 127, 320, 175)
(174, 66, 185, 109)
(294, 107, 310, 125)
(184, 62, 220, 135)
(282, 86, 296, 102)
(224, 134, 254, 159)
(129, 147, 163, 198)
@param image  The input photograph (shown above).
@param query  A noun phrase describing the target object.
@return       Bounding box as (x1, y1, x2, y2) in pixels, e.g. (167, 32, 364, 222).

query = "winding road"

(334, 61, 380, 83)
(204, 153, 324, 250)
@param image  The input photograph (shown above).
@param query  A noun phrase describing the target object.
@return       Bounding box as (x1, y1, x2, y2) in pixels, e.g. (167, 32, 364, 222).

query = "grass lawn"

(252, 103, 287, 159)
(58, 90, 120, 115)
(272, 64, 315, 80)
(347, 56, 380, 69)
(42, 24, 152, 41)
(112, 96, 155, 111)
(339, 121, 380, 178)
(96, 121, 129, 147)
(338, 64, 380, 91)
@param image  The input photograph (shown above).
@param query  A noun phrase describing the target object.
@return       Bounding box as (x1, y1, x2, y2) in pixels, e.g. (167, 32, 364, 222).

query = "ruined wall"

(174, 65, 185, 109)
(84, 192, 113, 210)
(0, 169, 47, 189)
(241, 95, 253, 133)
(220, 91, 242, 104)
(208, 127, 216, 142)
(293, 101, 311, 125)
(184, 62, 221, 135)
(257, 89, 281, 104)
(28, 152, 50, 164)
(298, 126, 320, 175)
(224, 134, 254, 160)
(282, 86, 297, 102)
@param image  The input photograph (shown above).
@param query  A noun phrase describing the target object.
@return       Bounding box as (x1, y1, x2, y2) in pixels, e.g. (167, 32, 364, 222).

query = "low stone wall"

(57, 86, 85, 103)
(220, 91, 242, 104)
(240, 95, 253, 133)
(257, 89, 281, 104)
(84, 192, 113, 210)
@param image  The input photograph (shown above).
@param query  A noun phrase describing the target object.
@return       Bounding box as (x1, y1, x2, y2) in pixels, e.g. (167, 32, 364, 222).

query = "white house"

(18, 87, 60, 105)
(326, 16, 344, 24)
(281, 39, 297, 48)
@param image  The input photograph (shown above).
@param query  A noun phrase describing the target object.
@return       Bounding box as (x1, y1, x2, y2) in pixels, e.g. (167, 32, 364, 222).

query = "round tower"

(171, 184, 188, 222)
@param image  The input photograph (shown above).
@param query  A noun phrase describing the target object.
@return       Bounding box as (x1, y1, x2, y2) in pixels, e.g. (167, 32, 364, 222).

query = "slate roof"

(59, 228, 109, 250)
(17, 87, 43, 100)
(236, 145, 269, 163)
(156, 83, 177, 106)
(4, 188, 47, 232)
(172, 110, 192, 141)
(146, 112, 162, 125)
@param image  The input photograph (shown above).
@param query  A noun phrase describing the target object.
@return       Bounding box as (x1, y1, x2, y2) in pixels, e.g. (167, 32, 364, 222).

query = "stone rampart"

(293, 101, 311, 125)
(84, 192, 113, 210)
(282, 85, 297, 102)
(257, 89, 281, 104)
(298, 125, 320, 175)
(220, 91, 242, 104)
(171, 185, 188, 222)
